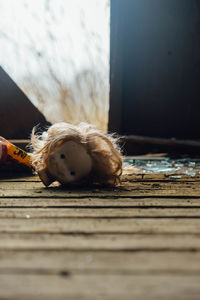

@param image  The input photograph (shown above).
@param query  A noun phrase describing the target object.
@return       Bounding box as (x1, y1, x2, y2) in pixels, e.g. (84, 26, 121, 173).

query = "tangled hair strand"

(30, 122, 122, 186)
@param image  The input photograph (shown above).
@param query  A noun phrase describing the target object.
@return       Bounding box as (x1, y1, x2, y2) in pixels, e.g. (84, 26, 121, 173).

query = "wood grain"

(0, 172, 200, 299)
(0, 233, 200, 251)
(0, 273, 200, 299)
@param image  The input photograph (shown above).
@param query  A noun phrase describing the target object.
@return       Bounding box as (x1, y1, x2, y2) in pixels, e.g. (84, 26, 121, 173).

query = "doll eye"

(60, 154, 65, 159)
(70, 171, 76, 176)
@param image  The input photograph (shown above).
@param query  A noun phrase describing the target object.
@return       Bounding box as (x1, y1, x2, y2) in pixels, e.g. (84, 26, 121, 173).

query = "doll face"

(46, 140, 92, 184)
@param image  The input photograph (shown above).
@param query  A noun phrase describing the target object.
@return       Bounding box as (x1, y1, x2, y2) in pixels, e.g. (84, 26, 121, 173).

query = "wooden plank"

(0, 233, 200, 251)
(1, 173, 199, 182)
(2, 175, 200, 187)
(1, 178, 200, 189)
(0, 177, 40, 182)
(1, 184, 200, 197)
(0, 181, 44, 189)
(0, 218, 200, 234)
(1, 250, 200, 273)
(1, 207, 200, 218)
(0, 189, 186, 198)
(0, 273, 200, 299)
(0, 197, 199, 208)
(1, 167, 200, 299)
(123, 173, 200, 182)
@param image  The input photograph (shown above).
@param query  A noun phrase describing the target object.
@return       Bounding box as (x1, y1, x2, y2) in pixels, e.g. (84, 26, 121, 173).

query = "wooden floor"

(0, 168, 200, 299)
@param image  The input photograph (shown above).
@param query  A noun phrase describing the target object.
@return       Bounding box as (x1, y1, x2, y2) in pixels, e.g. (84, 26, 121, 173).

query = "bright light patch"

(0, 0, 110, 131)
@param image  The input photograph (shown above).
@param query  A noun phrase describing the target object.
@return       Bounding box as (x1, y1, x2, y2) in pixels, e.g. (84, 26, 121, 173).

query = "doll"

(30, 122, 122, 187)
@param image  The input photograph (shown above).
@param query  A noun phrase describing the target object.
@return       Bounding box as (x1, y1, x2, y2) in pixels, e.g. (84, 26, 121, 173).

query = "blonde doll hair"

(30, 122, 122, 186)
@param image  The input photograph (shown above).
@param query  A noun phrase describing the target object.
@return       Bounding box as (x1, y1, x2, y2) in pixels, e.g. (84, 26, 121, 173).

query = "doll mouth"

(60, 178, 87, 186)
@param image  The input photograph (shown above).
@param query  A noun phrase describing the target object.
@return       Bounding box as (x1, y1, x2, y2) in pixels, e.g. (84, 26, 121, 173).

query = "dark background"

(109, 0, 200, 139)
(0, 67, 49, 139)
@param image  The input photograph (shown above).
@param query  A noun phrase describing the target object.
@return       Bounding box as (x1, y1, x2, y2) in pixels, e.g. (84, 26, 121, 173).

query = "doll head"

(30, 122, 122, 186)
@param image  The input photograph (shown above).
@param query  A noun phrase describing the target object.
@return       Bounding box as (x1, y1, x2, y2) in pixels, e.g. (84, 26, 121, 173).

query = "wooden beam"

(0, 67, 50, 139)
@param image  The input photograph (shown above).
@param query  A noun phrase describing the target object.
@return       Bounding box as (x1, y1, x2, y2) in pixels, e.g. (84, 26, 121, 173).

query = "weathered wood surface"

(0, 172, 200, 299)
(1, 233, 200, 251)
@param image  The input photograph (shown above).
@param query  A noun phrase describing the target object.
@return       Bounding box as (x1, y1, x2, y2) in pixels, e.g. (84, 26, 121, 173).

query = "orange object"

(0, 137, 31, 167)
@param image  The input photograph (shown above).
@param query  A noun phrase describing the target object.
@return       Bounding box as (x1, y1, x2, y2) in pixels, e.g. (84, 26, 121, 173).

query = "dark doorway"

(109, 0, 200, 139)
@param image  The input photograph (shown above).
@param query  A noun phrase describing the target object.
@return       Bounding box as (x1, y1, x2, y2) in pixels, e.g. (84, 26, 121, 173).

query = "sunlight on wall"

(0, 0, 109, 131)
